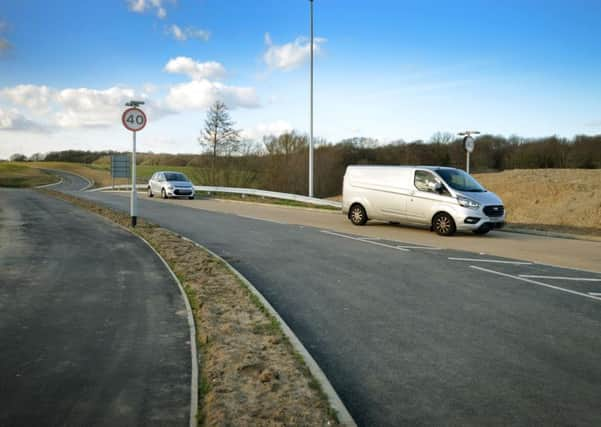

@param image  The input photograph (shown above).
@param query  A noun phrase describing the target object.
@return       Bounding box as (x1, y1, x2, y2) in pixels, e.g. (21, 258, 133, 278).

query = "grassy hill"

(0, 163, 58, 187)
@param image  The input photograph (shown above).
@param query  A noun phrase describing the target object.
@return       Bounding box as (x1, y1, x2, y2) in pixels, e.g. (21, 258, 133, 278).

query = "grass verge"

(0, 163, 58, 187)
(41, 189, 340, 426)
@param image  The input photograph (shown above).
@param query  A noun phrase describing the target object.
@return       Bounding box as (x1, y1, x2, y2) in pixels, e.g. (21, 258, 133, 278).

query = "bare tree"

(199, 100, 240, 183)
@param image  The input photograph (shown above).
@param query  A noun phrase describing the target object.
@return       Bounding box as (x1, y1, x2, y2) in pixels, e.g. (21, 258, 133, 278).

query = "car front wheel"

(148, 186, 153, 197)
(161, 188, 167, 199)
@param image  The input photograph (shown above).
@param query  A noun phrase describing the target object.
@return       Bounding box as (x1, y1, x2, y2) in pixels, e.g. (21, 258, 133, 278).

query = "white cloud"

(263, 32, 326, 71)
(166, 80, 259, 111)
(127, 0, 173, 19)
(167, 24, 210, 42)
(164, 57, 226, 80)
(1, 85, 54, 112)
(241, 120, 292, 140)
(1, 84, 173, 129)
(0, 108, 44, 132)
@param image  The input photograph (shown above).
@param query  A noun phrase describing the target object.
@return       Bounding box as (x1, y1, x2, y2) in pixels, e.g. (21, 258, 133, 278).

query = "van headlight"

(457, 196, 480, 209)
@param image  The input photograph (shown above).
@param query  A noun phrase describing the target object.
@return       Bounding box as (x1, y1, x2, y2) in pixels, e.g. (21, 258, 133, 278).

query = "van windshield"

(436, 169, 486, 192)
(165, 173, 188, 182)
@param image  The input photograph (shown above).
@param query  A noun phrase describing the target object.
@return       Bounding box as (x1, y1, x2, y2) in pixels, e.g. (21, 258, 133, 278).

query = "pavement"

(48, 170, 601, 426)
(0, 188, 191, 426)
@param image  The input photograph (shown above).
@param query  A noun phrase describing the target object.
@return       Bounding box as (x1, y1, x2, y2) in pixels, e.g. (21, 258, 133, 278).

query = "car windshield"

(164, 173, 188, 182)
(436, 169, 486, 192)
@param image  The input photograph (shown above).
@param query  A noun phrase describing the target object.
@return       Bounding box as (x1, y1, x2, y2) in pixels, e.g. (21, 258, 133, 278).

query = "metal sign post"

(308, 0, 314, 198)
(122, 101, 147, 227)
(458, 131, 480, 174)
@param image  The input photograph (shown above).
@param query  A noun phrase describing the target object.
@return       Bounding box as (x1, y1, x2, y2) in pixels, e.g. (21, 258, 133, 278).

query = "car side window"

(158, 173, 164, 182)
(414, 170, 438, 193)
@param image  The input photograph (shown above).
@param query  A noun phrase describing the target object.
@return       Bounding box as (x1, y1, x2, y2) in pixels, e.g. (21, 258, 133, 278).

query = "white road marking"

(449, 257, 532, 265)
(589, 292, 601, 297)
(236, 214, 286, 225)
(518, 275, 601, 282)
(470, 265, 601, 302)
(396, 246, 442, 250)
(320, 230, 410, 251)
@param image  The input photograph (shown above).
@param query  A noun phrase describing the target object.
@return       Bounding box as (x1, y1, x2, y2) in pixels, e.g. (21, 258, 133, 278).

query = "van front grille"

(483, 205, 504, 217)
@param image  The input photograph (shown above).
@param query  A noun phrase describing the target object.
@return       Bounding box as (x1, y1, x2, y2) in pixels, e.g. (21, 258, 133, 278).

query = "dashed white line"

(448, 257, 532, 265)
(320, 230, 410, 251)
(470, 265, 601, 302)
(396, 245, 442, 250)
(518, 274, 601, 282)
(589, 292, 601, 297)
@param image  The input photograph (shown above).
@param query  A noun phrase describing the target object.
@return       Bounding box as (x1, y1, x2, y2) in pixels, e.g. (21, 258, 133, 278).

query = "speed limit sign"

(122, 108, 147, 132)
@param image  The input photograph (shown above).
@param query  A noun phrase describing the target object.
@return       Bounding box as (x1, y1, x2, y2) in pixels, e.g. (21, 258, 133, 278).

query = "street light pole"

(308, 0, 314, 197)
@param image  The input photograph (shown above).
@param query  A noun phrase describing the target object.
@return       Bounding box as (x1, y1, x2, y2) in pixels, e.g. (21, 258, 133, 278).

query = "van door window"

(414, 170, 438, 193)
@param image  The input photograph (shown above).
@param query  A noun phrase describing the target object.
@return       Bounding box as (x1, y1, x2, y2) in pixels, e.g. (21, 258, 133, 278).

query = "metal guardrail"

(88, 184, 342, 209)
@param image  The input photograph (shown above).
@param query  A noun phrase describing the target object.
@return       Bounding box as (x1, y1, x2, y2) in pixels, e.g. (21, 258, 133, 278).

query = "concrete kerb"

(179, 234, 357, 427)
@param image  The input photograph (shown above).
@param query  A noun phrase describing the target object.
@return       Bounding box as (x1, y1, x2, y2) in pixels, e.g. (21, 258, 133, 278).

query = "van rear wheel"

(433, 212, 456, 236)
(349, 204, 368, 226)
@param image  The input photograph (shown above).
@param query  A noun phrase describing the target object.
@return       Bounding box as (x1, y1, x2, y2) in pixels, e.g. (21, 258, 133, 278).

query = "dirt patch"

(42, 189, 339, 426)
(475, 169, 601, 236)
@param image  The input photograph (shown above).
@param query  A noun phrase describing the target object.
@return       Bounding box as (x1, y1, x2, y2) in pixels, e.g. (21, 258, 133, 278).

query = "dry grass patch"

(42, 189, 339, 427)
(0, 162, 58, 187)
(475, 169, 601, 236)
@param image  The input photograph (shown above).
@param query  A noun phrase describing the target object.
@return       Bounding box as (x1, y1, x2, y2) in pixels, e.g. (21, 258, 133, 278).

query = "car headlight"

(166, 184, 174, 190)
(457, 196, 480, 209)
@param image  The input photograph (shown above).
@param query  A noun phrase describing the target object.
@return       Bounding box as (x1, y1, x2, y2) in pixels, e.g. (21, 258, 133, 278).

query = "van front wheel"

(433, 213, 456, 236)
(349, 204, 368, 226)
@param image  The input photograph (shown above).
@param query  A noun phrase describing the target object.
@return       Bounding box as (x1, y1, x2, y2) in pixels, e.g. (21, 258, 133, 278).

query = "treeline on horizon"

(8, 133, 601, 197)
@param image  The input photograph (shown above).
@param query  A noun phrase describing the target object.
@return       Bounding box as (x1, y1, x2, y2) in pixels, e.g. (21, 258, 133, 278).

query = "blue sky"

(1, 0, 601, 157)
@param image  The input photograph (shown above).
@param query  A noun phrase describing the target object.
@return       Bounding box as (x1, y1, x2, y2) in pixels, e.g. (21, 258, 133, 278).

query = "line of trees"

(7, 101, 601, 197)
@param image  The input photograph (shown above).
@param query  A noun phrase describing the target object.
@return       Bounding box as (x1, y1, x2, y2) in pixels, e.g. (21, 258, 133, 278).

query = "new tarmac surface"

(53, 171, 601, 426)
(0, 188, 191, 426)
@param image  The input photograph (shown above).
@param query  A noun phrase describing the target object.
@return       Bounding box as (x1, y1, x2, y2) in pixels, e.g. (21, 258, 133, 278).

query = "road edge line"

(36, 177, 63, 188)
(179, 235, 357, 427)
(42, 168, 95, 191)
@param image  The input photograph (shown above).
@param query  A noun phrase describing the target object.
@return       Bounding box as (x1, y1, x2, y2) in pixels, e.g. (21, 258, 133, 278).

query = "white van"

(342, 166, 505, 235)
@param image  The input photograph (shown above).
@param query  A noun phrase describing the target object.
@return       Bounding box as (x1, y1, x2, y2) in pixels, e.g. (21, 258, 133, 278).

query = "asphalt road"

(0, 188, 191, 426)
(54, 171, 601, 426)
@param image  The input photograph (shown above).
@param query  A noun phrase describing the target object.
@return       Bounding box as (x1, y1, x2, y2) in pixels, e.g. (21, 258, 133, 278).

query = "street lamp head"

(125, 100, 145, 107)
(458, 130, 481, 136)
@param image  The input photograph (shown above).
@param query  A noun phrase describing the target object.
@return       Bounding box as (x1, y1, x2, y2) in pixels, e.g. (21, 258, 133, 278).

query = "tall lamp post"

(308, 0, 314, 197)
(458, 130, 480, 174)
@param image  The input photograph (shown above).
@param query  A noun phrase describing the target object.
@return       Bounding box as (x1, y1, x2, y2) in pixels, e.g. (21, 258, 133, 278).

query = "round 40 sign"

(122, 107, 147, 132)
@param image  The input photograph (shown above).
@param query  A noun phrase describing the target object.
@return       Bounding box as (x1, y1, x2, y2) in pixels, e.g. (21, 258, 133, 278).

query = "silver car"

(147, 171, 195, 200)
(342, 165, 505, 236)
